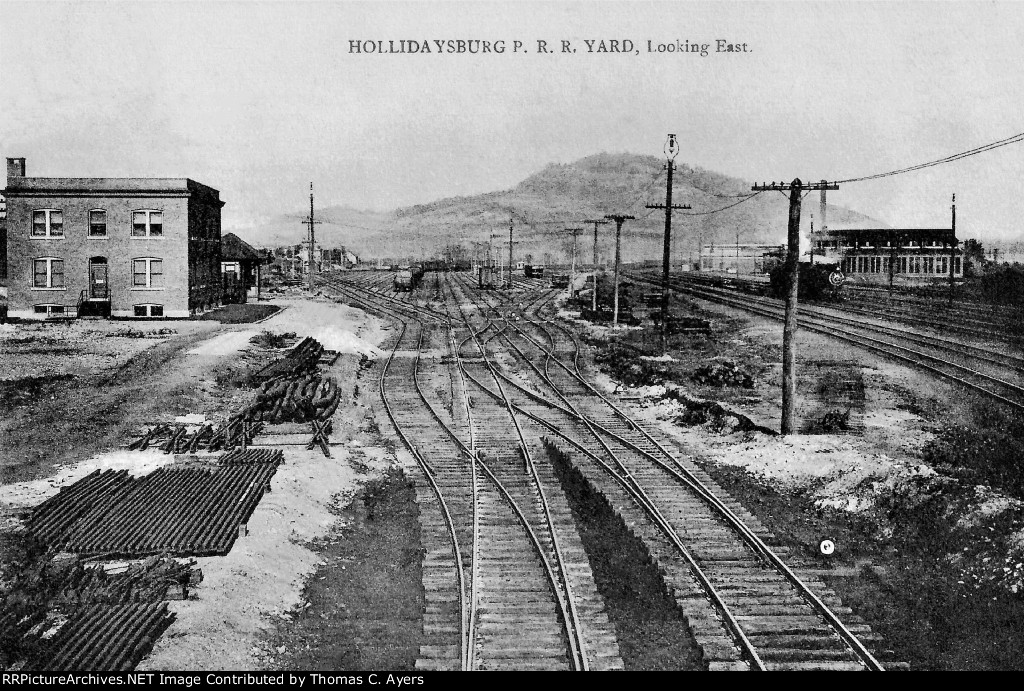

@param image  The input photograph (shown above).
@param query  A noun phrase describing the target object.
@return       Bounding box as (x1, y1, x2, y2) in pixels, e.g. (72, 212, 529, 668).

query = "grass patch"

(261, 467, 423, 670)
(923, 410, 1024, 500)
(196, 304, 281, 324)
(0, 374, 76, 410)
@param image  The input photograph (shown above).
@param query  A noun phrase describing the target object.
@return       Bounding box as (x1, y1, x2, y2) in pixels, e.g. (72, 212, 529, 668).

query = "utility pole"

(301, 182, 322, 292)
(751, 179, 838, 435)
(584, 219, 609, 313)
(889, 232, 899, 297)
(950, 193, 957, 306)
(508, 215, 514, 290)
(645, 134, 691, 352)
(809, 213, 814, 265)
(604, 214, 635, 328)
(565, 227, 583, 296)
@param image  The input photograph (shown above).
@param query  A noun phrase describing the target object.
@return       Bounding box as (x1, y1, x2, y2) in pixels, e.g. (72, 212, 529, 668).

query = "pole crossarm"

(751, 181, 839, 192)
(645, 203, 692, 210)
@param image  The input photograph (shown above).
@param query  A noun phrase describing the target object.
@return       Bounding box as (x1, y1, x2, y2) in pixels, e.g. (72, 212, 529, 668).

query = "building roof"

(4, 176, 222, 203)
(817, 228, 956, 239)
(222, 233, 264, 262)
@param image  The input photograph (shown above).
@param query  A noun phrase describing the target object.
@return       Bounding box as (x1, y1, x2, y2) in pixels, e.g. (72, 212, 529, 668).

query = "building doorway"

(89, 257, 108, 299)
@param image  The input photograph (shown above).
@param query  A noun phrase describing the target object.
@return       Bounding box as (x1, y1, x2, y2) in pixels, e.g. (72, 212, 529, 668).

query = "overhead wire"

(834, 130, 1024, 184)
(678, 190, 765, 216)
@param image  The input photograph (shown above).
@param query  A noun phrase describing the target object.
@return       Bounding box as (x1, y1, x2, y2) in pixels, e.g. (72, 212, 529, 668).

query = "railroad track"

(646, 269, 1023, 345)
(330, 270, 900, 670)
(448, 272, 896, 670)
(627, 271, 1024, 414)
(322, 274, 622, 671)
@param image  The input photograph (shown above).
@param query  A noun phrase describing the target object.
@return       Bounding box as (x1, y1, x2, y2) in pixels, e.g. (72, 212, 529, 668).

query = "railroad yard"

(5, 263, 1024, 672)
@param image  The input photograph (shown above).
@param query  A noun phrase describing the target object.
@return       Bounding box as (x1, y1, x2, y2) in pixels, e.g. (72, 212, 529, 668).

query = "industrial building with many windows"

(3, 157, 224, 319)
(810, 227, 962, 286)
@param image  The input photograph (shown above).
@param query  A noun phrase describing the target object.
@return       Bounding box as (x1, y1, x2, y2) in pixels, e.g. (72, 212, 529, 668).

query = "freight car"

(478, 265, 497, 289)
(769, 261, 846, 302)
(394, 265, 425, 292)
(524, 264, 546, 278)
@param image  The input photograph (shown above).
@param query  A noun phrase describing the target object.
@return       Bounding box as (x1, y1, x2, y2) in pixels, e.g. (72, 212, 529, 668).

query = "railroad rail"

(626, 271, 1024, 414)
(323, 274, 621, 671)
(329, 269, 897, 670)
(446, 271, 894, 670)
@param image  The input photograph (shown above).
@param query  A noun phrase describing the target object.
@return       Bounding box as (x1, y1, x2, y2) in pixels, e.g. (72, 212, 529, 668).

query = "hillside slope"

(239, 153, 883, 263)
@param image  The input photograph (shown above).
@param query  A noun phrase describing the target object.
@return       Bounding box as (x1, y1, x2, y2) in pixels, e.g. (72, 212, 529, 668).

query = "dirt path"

(0, 323, 230, 484)
(137, 297, 399, 670)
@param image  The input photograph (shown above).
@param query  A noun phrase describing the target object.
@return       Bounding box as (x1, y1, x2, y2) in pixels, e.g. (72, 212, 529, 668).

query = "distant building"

(221, 232, 265, 303)
(699, 243, 784, 274)
(1, 193, 7, 283)
(810, 228, 962, 285)
(4, 157, 224, 319)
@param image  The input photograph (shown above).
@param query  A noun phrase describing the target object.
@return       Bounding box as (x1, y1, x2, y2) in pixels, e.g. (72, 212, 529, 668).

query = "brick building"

(3, 158, 224, 319)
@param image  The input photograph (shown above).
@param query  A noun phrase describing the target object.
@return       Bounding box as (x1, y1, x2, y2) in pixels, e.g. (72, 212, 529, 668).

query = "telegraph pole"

(583, 219, 609, 313)
(604, 214, 634, 328)
(301, 183, 323, 292)
(950, 193, 957, 306)
(751, 179, 838, 435)
(508, 215, 514, 289)
(645, 134, 691, 352)
(565, 227, 583, 296)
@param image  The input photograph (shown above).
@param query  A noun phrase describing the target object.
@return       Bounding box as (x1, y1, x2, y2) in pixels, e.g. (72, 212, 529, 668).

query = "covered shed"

(221, 232, 266, 303)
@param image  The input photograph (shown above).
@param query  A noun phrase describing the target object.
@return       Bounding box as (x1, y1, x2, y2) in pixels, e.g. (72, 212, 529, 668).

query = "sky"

(3, 0, 1024, 243)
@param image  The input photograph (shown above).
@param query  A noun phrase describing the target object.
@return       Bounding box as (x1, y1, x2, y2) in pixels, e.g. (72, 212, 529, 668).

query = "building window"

(132, 210, 163, 237)
(132, 258, 163, 288)
(89, 209, 107, 237)
(33, 258, 65, 288)
(33, 304, 66, 317)
(133, 304, 164, 317)
(31, 209, 63, 237)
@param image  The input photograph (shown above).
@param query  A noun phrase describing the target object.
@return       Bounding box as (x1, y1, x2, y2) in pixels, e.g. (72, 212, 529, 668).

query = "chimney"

(7, 157, 25, 179)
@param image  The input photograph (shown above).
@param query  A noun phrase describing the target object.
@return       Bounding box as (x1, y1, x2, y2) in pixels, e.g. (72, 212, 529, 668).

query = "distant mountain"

(234, 153, 884, 263)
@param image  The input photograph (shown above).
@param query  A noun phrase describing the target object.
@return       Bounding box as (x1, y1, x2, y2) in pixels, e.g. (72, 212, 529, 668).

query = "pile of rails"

(129, 414, 263, 454)
(244, 337, 341, 423)
(7, 603, 175, 671)
(28, 450, 283, 558)
(243, 372, 341, 423)
(0, 557, 195, 671)
(254, 336, 325, 381)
